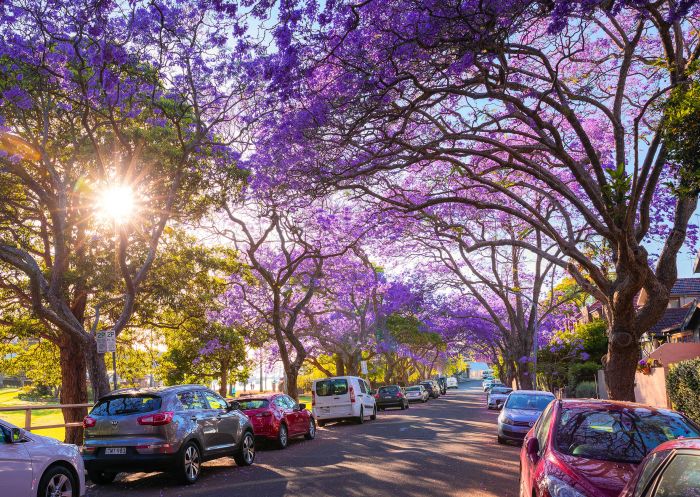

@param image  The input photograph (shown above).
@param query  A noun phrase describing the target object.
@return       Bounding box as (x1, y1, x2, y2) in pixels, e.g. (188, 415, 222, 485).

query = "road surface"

(87, 380, 520, 497)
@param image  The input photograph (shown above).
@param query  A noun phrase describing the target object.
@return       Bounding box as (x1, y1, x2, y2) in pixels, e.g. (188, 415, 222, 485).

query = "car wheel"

(177, 441, 202, 484)
(370, 406, 377, 420)
(234, 431, 256, 466)
(277, 423, 289, 449)
(497, 436, 506, 445)
(40, 465, 78, 496)
(405, 401, 409, 410)
(400, 402, 405, 410)
(304, 418, 316, 440)
(357, 406, 365, 424)
(87, 469, 117, 485)
(422, 398, 427, 403)
(317, 420, 326, 427)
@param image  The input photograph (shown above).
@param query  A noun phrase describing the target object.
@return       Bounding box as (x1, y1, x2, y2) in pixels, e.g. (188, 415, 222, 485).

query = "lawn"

(0, 388, 66, 441)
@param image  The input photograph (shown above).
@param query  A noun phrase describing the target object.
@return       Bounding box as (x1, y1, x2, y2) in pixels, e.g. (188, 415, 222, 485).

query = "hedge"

(667, 358, 700, 425)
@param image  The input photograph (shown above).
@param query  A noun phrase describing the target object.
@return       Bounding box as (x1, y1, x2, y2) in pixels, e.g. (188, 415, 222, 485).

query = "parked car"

(519, 400, 700, 497)
(405, 385, 429, 403)
(446, 377, 458, 389)
(374, 385, 409, 410)
(420, 381, 440, 399)
(312, 376, 377, 426)
(486, 386, 513, 409)
(482, 378, 495, 391)
(238, 394, 315, 449)
(498, 390, 555, 444)
(436, 377, 447, 395)
(0, 419, 86, 497)
(485, 380, 504, 393)
(82, 385, 255, 485)
(619, 437, 700, 497)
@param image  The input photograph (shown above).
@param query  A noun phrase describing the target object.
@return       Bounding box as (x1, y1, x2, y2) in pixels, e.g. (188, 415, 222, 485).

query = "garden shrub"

(574, 381, 597, 399)
(667, 358, 700, 425)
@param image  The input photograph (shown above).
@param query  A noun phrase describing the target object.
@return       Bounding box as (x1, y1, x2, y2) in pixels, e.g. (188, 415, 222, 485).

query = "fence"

(0, 403, 93, 432)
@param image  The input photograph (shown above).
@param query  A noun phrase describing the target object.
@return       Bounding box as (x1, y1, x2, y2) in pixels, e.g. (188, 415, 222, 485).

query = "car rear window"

(315, 379, 348, 396)
(505, 394, 554, 410)
(492, 388, 513, 394)
(406, 386, 421, 392)
(91, 395, 162, 416)
(555, 408, 700, 464)
(379, 386, 400, 394)
(239, 399, 269, 410)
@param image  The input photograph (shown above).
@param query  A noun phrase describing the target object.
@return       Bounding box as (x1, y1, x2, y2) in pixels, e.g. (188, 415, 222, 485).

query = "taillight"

(312, 391, 316, 407)
(397, 392, 403, 398)
(137, 411, 174, 426)
(373, 393, 380, 399)
(349, 386, 356, 403)
(83, 416, 96, 428)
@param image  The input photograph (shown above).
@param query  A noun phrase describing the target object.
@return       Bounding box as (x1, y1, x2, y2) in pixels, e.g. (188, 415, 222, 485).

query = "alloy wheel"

(184, 444, 200, 481)
(243, 433, 255, 464)
(308, 419, 315, 437)
(46, 473, 72, 497)
(279, 424, 288, 447)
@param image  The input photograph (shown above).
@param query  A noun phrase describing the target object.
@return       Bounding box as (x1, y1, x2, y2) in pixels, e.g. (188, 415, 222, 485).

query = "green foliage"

(568, 362, 599, 388)
(667, 358, 700, 425)
(574, 381, 597, 399)
(663, 81, 700, 194)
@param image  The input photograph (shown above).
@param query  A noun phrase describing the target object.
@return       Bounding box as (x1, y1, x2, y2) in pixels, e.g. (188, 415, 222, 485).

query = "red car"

(519, 399, 700, 497)
(237, 394, 316, 449)
(619, 437, 700, 497)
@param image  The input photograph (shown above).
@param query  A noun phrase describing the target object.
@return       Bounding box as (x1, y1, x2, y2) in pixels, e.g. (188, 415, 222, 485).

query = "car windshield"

(491, 388, 513, 395)
(315, 379, 348, 396)
(555, 408, 700, 464)
(406, 386, 421, 392)
(91, 395, 162, 416)
(238, 399, 269, 410)
(379, 386, 400, 394)
(505, 394, 553, 410)
(420, 383, 432, 388)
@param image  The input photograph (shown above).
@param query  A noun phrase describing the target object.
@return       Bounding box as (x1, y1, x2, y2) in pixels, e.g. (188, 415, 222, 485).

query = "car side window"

(178, 390, 206, 410)
(283, 395, 297, 409)
(358, 380, 367, 394)
(651, 454, 700, 497)
(632, 450, 670, 497)
(534, 403, 554, 455)
(202, 391, 228, 410)
(273, 397, 287, 409)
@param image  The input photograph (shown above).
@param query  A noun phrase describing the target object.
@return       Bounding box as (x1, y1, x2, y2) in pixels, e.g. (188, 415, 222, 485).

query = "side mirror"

(298, 403, 307, 410)
(228, 400, 240, 411)
(525, 437, 540, 461)
(497, 403, 504, 410)
(4, 427, 23, 443)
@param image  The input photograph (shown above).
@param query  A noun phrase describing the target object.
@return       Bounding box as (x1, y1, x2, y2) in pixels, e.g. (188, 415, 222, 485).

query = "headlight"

(545, 476, 587, 497)
(500, 415, 514, 425)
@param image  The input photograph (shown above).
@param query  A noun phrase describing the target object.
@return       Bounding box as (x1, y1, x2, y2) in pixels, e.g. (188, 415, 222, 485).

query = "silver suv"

(82, 385, 255, 485)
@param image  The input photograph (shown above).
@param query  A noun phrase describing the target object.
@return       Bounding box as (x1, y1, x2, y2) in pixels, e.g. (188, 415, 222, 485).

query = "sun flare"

(97, 185, 136, 224)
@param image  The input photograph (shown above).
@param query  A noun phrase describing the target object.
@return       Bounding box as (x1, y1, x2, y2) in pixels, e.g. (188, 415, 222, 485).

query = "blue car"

(497, 390, 555, 444)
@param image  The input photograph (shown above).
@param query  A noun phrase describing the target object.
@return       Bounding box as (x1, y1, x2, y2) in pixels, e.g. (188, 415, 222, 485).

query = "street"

(88, 381, 520, 497)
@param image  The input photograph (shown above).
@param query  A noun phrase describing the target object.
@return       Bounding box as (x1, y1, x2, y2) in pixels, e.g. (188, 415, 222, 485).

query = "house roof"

(649, 307, 693, 334)
(648, 342, 700, 366)
(670, 277, 700, 296)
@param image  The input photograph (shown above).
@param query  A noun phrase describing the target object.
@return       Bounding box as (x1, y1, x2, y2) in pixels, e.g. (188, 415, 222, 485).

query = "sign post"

(360, 360, 368, 375)
(96, 329, 117, 391)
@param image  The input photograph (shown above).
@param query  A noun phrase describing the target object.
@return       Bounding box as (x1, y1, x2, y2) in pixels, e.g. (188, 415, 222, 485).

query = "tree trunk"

(517, 362, 534, 390)
(604, 321, 639, 401)
(219, 366, 229, 397)
(335, 354, 345, 376)
(59, 336, 88, 445)
(86, 339, 110, 401)
(286, 368, 300, 400)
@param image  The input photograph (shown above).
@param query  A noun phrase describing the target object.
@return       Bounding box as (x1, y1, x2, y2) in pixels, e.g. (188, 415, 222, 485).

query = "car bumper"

(377, 399, 404, 407)
(406, 396, 424, 402)
(83, 452, 178, 473)
(498, 423, 530, 441)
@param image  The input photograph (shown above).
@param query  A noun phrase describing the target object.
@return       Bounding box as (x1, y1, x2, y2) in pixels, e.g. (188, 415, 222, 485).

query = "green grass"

(0, 388, 66, 441)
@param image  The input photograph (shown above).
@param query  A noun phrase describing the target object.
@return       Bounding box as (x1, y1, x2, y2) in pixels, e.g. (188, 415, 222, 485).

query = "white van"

(446, 376, 458, 389)
(312, 376, 377, 426)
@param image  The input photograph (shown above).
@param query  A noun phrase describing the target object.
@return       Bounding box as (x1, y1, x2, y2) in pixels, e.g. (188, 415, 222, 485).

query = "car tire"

(422, 398, 427, 403)
(40, 465, 78, 496)
(400, 402, 406, 410)
(497, 436, 506, 445)
(370, 406, 377, 420)
(277, 423, 289, 449)
(357, 407, 365, 424)
(317, 420, 326, 427)
(304, 418, 316, 440)
(405, 401, 409, 410)
(234, 431, 256, 466)
(87, 468, 117, 485)
(177, 441, 202, 484)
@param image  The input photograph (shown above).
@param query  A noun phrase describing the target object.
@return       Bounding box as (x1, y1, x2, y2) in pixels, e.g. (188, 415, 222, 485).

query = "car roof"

(237, 394, 277, 402)
(557, 398, 678, 415)
(652, 437, 700, 453)
(101, 384, 208, 398)
(509, 390, 553, 395)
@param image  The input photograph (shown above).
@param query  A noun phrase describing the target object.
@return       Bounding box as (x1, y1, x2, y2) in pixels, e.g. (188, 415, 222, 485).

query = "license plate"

(382, 396, 392, 398)
(105, 447, 126, 455)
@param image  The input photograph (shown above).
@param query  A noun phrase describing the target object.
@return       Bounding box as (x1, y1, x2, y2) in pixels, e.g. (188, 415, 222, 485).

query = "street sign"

(360, 360, 368, 375)
(96, 329, 116, 354)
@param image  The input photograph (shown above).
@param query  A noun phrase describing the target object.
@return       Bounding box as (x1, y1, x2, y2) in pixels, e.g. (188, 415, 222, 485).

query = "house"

(639, 277, 700, 349)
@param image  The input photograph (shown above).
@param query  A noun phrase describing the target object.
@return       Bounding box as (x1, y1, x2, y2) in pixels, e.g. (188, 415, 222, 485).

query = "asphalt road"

(87, 381, 520, 497)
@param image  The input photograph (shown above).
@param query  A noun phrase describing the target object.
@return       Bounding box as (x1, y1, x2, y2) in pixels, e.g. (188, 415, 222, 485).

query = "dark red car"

(238, 394, 316, 449)
(619, 437, 700, 497)
(519, 399, 700, 497)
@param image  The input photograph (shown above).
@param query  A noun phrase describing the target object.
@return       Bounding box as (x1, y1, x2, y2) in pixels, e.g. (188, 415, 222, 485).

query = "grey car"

(497, 390, 555, 444)
(486, 386, 513, 409)
(82, 385, 255, 485)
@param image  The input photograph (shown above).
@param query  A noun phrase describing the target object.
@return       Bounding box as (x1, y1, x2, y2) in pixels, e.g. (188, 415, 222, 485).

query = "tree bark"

(219, 365, 229, 397)
(85, 339, 110, 400)
(335, 354, 345, 376)
(286, 368, 299, 400)
(604, 320, 639, 401)
(59, 335, 88, 445)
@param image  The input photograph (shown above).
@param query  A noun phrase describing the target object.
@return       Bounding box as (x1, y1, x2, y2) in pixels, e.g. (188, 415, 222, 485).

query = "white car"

(312, 376, 377, 426)
(405, 385, 429, 402)
(446, 377, 458, 389)
(0, 419, 86, 497)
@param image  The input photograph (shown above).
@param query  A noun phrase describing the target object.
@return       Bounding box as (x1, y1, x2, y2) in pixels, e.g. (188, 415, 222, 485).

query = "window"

(282, 396, 297, 409)
(406, 386, 421, 392)
(177, 391, 206, 410)
(555, 409, 699, 464)
(315, 379, 348, 396)
(238, 399, 269, 410)
(380, 386, 401, 394)
(534, 403, 554, 456)
(653, 454, 700, 497)
(203, 391, 228, 410)
(631, 450, 670, 497)
(91, 395, 162, 416)
(505, 394, 554, 411)
(359, 381, 368, 394)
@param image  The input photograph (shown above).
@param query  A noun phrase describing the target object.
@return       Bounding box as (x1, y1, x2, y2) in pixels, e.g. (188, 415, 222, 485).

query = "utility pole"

(259, 349, 264, 392)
